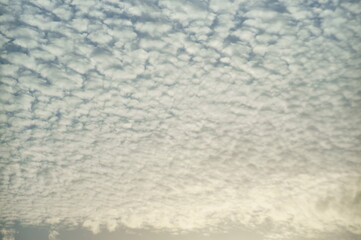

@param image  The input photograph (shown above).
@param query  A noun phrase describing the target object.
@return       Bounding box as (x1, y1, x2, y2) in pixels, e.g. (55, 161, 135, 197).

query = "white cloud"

(0, 229, 15, 240)
(0, 0, 361, 240)
(48, 229, 60, 240)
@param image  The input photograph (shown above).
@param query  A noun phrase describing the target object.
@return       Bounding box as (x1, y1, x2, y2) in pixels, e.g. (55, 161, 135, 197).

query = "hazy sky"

(0, 0, 361, 239)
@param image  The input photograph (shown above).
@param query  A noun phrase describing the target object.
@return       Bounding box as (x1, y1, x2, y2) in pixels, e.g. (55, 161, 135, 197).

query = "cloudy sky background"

(1, 0, 361, 239)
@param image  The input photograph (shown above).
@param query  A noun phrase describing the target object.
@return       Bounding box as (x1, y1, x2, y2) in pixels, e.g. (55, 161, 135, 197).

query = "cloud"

(48, 229, 60, 240)
(0, 0, 361, 239)
(0, 229, 15, 240)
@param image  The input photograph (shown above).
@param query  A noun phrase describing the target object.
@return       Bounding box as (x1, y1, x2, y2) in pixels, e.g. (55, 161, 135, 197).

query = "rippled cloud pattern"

(1, 0, 361, 239)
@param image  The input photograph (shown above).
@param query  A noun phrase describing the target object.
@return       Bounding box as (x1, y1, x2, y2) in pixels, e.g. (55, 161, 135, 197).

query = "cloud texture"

(1, 0, 361, 239)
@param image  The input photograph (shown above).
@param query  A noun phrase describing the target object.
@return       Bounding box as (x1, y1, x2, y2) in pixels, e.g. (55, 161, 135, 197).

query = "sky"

(0, 0, 361, 239)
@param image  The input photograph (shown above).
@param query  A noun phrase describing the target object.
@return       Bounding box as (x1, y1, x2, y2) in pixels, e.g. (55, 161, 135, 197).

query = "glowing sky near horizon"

(0, 0, 361, 239)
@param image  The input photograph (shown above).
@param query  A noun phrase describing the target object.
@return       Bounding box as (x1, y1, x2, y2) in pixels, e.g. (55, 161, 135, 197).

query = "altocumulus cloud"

(0, 0, 361, 239)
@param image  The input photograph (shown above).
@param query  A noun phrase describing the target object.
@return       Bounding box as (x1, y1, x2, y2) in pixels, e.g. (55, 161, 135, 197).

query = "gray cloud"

(1, 0, 361, 239)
